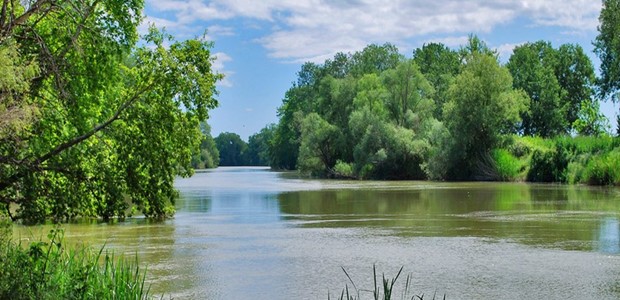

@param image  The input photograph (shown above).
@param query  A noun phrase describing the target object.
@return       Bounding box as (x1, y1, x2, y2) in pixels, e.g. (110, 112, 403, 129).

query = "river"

(14, 167, 620, 299)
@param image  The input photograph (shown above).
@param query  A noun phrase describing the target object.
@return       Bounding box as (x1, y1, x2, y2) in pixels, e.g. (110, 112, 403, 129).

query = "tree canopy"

(265, 34, 610, 181)
(0, 1, 221, 223)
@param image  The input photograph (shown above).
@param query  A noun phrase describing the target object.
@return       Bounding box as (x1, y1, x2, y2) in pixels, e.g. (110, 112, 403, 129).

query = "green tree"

(594, 0, 620, 103)
(594, 0, 620, 134)
(555, 44, 598, 129)
(507, 41, 566, 137)
(298, 113, 340, 176)
(442, 52, 528, 179)
(413, 43, 460, 119)
(349, 43, 403, 78)
(0, 2, 220, 222)
(215, 132, 248, 166)
(191, 123, 220, 169)
(246, 124, 275, 166)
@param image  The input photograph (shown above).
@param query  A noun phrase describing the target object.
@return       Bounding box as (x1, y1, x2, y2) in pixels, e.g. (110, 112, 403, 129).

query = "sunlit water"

(13, 167, 620, 299)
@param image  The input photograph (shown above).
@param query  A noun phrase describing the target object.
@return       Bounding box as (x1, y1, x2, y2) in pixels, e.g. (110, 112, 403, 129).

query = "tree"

(442, 52, 528, 179)
(349, 43, 403, 78)
(298, 113, 340, 176)
(507, 41, 566, 137)
(0, 1, 220, 222)
(191, 123, 219, 169)
(594, 0, 620, 133)
(246, 124, 275, 166)
(215, 132, 248, 166)
(594, 0, 620, 103)
(554, 44, 598, 129)
(413, 43, 460, 119)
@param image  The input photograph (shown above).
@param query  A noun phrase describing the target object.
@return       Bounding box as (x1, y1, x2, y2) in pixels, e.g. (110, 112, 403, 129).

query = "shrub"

(492, 149, 522, 181)
(332, 160, 355, 179)
(583, 150, 620, 186)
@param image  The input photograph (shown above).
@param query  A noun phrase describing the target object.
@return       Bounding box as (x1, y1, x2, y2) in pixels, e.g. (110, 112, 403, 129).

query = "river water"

(14, 167, 620, 299)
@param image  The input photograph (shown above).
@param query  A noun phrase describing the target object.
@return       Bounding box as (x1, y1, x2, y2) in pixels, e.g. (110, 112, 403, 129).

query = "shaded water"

(14, 167, 620, 299)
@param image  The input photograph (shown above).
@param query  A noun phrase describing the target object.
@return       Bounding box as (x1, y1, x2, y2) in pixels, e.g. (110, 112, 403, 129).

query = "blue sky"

(142, 0, 618, 141)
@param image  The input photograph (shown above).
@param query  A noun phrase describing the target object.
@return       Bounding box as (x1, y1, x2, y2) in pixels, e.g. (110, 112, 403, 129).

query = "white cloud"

(145, 0, 602, 62)
(212, 52, 234, 88)
(495, 42, 526, 62)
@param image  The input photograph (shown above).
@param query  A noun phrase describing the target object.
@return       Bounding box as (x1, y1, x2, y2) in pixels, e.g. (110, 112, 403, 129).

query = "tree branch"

(0, 81, 155, 193)
(2, 0, 54, 34)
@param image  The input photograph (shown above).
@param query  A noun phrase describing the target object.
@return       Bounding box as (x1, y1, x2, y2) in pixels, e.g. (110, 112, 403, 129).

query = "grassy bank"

(493, 135, 620, 185)
(0, 224, 151, 300)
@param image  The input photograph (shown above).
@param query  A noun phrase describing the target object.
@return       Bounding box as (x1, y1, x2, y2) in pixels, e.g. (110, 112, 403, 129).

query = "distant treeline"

(199, 34, 620, 184)
(191, 124, 273, 168)
(198, 2, 620, 184)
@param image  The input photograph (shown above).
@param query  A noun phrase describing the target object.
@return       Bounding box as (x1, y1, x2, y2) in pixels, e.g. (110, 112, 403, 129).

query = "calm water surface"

(15, 167, 620, 299)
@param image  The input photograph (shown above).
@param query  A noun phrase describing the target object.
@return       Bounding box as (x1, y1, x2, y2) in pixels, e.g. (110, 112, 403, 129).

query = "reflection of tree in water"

(277, 184, 620, 251)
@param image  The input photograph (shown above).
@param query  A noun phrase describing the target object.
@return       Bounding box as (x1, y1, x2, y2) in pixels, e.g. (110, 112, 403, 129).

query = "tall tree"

(555, 44, 597, 128)
(413, 43, 460, 119)
(0, 1, 220, 222)
(215, 132, 248, 166)
(594, 0, 620, 133)
(442, 52, 528, 179)
(246, 124, 275, 166)
(191, 123, 219, 169)
(507, 41, 566, 137)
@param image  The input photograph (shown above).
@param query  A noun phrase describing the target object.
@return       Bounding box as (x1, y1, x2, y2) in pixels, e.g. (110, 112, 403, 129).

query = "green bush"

(583, 150, 620, 185)
(492, 149, 522, 181)
(0, 227, 151, 300)
(332, 160, 355, 179)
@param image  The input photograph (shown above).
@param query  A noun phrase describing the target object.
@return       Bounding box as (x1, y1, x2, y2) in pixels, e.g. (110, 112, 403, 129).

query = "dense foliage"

(191, 123, 220, 169)
(214, 127, 274, 166)
(265, 29, 619, 183)
(0, 1, 221, 223)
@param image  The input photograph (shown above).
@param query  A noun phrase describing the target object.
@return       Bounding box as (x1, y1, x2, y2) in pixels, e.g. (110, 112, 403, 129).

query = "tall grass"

(0, 225, 152, 300)
(330, 265, 445, 300)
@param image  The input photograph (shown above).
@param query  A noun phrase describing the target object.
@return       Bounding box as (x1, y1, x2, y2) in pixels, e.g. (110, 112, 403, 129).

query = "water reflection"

(277, 183, 620, 252)
(599, 217, 620, 254)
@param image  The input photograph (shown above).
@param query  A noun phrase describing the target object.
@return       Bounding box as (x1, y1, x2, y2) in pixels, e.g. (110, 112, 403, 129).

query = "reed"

(330, 265, 446, 300)
(0, 225, 152, 300)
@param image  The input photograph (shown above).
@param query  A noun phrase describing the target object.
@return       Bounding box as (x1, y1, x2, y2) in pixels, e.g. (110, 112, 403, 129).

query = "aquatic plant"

(0, 225, 152, 300)
(330, 265, 446, 300)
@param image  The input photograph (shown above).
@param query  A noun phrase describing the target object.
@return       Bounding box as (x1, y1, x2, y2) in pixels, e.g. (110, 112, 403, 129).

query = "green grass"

(330, 265, 446, 300)
(0, 225, 152, 300)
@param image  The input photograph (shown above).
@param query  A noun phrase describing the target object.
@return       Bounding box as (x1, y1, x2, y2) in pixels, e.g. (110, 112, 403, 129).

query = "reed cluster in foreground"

(330, 265, 446, 300)
(0, 224, 151, 300)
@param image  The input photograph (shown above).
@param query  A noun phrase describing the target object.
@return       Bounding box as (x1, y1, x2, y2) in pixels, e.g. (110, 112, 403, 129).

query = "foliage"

(594, 0, 620, 103)
(191, 123, 219, 169)
(214, 132, 248, 166)
(492, 149, 523, 181)
(508, 41, 601, 136)
(582, 149, 620, 185)
(246, 124, 276, 166)
(298, 113, 341, 176)
(0, 2, 220, 223)
(441, 52, 528, 179)
(413, 43, 460, 119)
(507, 41, 566, 137)
(265, 23, 616, 184)
(0, 227, 151, 299)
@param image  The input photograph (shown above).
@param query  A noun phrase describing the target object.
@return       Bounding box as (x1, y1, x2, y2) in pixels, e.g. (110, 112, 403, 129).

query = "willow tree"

(0, 1, 220, 223)
(440, 53, 528, 180)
